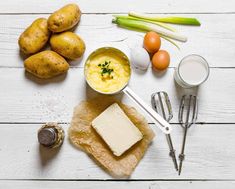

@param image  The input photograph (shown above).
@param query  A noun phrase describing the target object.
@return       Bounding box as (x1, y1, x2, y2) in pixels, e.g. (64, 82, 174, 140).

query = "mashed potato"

(85, 48, 131, 93)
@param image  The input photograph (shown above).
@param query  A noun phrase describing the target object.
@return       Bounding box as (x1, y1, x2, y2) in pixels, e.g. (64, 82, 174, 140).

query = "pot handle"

(123, 86, 172, 134)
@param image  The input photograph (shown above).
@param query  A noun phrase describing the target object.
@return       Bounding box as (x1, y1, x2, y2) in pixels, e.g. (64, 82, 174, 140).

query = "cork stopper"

(38, 127, 57, 147)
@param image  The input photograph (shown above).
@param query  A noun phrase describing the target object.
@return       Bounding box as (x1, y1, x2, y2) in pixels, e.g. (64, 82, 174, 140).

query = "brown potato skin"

(50, 31, 85, 60)
(48, 4, 81, 33)
(18, 18, 50, 55)
(24, 50, 69, 79)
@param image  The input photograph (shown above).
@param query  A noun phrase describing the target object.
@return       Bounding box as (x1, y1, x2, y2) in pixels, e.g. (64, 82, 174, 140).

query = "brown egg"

(152, 50, 170, 70)
(143, 31, 161, 53)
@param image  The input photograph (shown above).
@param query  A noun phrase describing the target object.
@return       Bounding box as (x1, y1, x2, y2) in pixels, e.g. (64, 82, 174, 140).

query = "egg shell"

(143, 31, 161, 54)
(130, 47, 150, 70)
(152, 50, 170, 71)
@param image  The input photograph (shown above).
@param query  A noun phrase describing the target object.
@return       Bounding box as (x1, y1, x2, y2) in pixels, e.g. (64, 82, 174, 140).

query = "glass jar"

(174, 54, 209, 88)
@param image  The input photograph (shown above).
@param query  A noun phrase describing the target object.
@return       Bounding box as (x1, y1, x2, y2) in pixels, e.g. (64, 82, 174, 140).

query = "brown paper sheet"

(68, 97, 155, 177)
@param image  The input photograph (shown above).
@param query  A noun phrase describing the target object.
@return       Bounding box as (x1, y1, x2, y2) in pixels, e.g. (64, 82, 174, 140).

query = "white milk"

(174, 55, 209, 88)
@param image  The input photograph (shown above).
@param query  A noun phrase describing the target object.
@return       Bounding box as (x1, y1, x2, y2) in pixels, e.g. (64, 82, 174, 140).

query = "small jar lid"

(38, 127, 57, 147)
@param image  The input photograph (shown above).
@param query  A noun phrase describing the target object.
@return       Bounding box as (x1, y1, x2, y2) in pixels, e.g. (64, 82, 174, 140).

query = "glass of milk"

(174, 54, 209, 88)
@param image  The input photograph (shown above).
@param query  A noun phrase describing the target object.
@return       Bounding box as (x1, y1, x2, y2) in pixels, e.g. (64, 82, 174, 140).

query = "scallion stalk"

(129, 11, 201, 26)
(112, 17, 187, 42)
(113, 15, 176, 32)
(159, 35, 180, 50)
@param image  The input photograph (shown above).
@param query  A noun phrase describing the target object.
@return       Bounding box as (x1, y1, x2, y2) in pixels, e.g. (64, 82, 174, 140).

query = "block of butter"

(92, 103, 143, 156)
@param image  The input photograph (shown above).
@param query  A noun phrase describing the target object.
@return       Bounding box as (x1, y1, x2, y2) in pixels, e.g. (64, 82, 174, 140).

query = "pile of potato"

(18, 4, 85, 79)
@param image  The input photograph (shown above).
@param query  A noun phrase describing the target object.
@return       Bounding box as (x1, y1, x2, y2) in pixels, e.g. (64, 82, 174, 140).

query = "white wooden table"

(0, 0, 235, 188)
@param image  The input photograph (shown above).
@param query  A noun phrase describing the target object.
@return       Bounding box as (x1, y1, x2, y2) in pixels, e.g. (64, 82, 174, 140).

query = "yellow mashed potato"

(85, 48, 131, 93)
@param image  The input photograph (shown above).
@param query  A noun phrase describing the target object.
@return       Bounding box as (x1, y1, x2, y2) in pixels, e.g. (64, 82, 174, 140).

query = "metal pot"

(84, 47, 172, 134)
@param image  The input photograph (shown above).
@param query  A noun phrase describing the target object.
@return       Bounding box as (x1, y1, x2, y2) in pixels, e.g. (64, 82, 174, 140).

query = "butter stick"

(92, 103, 143, 156)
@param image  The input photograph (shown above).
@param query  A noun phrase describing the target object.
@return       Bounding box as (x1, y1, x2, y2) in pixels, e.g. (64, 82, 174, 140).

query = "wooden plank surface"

(0, 123, 235, 179)
(0, 0, 235, 186)
(0, 14, 235, 68)
(0, 0, 235, 13)
(0, 68, 234, 123)
(0, 181, 235, 189)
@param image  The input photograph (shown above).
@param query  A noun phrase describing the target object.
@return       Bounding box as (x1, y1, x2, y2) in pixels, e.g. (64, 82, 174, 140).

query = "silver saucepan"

(84, 47, 172, 134)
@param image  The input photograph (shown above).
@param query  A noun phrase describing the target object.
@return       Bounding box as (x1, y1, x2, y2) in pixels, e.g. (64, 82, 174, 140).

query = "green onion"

(99, 61, 114, 78)
(159, 35, 180, 50)
(113, 15, 176, 32)
(112, 17, 187, 42)
(129, 11, 201, 26)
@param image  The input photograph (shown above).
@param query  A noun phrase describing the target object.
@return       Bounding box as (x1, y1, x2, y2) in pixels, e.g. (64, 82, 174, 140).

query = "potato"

(48, 4, 81, 33)
(24, 50, 69, 79)
(50, 31, 85, 60)
(18, 18, 50, 55)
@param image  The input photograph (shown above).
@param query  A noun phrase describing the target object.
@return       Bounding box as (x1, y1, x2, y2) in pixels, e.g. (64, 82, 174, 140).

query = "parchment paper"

(68, 97, 155, 177)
